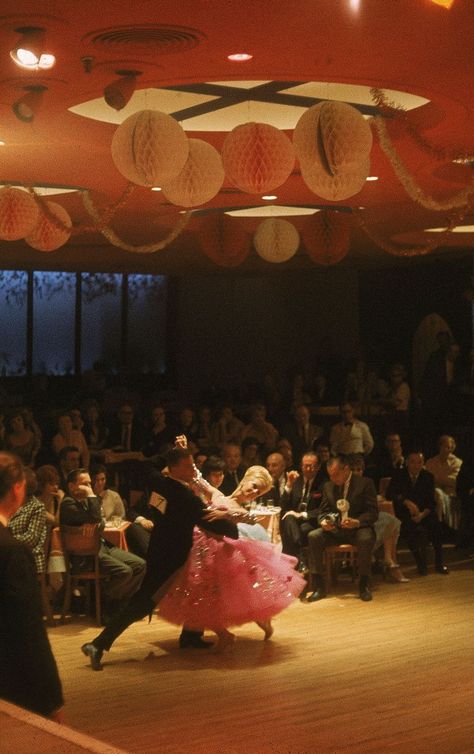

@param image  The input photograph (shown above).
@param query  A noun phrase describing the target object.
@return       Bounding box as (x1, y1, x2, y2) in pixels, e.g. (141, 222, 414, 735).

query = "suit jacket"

(59, 493, 103, 527)
(220, 465, 246, 496)
(0, 524, 63, 716)
(318, 474, 378, 528)
(283, 421, 323, 464)
(141, 474, 239, 595)
(107, 419, 146, 452)
(386, 467, 436, 523)
(280, 469, 328, 523)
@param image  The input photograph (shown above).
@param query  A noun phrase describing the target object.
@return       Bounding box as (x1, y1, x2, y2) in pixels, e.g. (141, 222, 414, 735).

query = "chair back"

(60, 524, 102, 557)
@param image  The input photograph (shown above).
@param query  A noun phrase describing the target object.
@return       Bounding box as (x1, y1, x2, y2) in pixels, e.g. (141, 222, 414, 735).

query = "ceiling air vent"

(84, 25, 206, 55)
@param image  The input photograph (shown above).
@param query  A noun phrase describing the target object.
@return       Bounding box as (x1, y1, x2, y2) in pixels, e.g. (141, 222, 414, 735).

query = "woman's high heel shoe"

(216, 631, 236, 650)
(257, 620, 274, 640)
(385, 563, 410, 583)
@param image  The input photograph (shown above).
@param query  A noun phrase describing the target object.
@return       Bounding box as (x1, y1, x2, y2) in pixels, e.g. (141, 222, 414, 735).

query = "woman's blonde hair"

(233, 465, 273, 497)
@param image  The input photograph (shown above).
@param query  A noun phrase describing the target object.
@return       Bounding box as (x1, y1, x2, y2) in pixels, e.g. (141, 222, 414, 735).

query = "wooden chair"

(60, 524, 106, 626)
(37, 528, 56, 627)
(324, 544, 358, 592)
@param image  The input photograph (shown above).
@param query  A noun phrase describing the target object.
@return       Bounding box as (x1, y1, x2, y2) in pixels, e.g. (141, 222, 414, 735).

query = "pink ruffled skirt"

(158, 530, 305, 631)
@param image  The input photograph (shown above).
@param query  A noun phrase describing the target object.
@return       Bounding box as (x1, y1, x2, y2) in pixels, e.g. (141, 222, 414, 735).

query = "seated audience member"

(343, 358, 369, 405)
(125, 489, 155, 559)
(58, 445, 81, 490)
(277, 438, 296, 472)
(194, 451, 208, 471)
(141, 404, 175, 458)
(60, 468, 146, 614)
(82, 399, 109, 453)
(108, 403, 145, 452)
(201, 456, 226, 490)
(220, 442, 246, 495)
(283, 404, 323, 466)
(377, 433, 406, 492)
(286, 371, 313, 412)
(22, 406, 43, 461)
(241, 436, 262, 470)
(36, 464, 64, 526)
(425, 435, 463, 530)
(306, 455, 378, 602)
(241, 403, 278, 455)
(8, 468, 48, 574)
(52, 412, 90, 468)
(211, 405, 244, 448)
(314, 440, 331, 470)
(349, 456, 408, 583)
(69, 407, 84, 432)
(0, 451, 64, 720)
(195, 406, 213, 451)
(279, 451, 328, 566)
(329, 402, 374, 458)
(382, 364, 411, 442)
(386, 451, 448, 576)
(5, 409, 38, 467)
(91, 464, 126, 523)
(174, 407, 199, 445)
(456, 452, 474, 549)
(263, 452, 288, 504)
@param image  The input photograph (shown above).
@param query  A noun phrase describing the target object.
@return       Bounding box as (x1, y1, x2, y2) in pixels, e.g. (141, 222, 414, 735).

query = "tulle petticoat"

(158, 530, 305, 631)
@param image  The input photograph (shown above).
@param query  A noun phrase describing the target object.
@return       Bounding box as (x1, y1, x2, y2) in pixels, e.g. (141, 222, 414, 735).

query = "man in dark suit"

(386, 451, 448, 575)
(60, 468, 146, 612)
(307, 455, 378, 602)
(279, 452, 328, 563)
(220, 442, 246, 495)
(81, 446, 238, 670)
(283, 405, 323, 467)
(0, 452, 64, 720)
(261, 452, 287, 504)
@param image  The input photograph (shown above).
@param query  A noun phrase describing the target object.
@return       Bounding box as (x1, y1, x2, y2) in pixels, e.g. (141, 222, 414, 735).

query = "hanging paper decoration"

(0, 187, 40, 241)
(162, 139, 225, 207)
(199, 214, 251, 267)
(302, 211, 351, 265)
(25, 201, 72, 251)
(254, 218, 300, 263)
(111, 109, 189, 187)
(222, 122, 295, 194)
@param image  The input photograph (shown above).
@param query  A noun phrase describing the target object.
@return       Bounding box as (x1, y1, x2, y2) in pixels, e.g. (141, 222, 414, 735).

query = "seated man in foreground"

(60, 468, 146, 617)
(306, 455, 378, 602)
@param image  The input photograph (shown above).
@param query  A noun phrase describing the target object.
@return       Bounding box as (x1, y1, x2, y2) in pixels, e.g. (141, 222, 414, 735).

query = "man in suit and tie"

(279, 452, 328, 564)
(307, 455, 378, 602)
(220, 442, 246, 495)
(284, 404, 323, 466)
(386, 451, 448, 575)
(263, 452, 287, 504)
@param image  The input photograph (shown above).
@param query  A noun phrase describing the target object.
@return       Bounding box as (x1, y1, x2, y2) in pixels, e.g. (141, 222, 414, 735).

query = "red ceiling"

(0, 0, 472, 273)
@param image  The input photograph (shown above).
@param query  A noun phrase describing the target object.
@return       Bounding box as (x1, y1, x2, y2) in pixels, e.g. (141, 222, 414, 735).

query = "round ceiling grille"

(84, 25, 205, 54)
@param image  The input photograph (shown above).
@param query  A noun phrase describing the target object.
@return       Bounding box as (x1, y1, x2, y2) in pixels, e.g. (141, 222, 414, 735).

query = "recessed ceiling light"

(151, 186, 162, 191)
(366, 176, 379, 181)
(261, 195, 277, 200)
(227, 53, 253, 62)
(0, 140, 5, 146)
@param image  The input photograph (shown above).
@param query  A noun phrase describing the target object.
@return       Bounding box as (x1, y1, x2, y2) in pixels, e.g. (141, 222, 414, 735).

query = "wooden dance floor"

(47, 549, 474, 754)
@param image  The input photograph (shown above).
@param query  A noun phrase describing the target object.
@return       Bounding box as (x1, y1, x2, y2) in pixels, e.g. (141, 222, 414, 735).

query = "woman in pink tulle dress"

(158, 464, 305, 647)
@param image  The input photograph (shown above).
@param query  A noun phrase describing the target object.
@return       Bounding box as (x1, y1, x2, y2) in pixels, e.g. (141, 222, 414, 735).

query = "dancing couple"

(82, 441, 304, 670)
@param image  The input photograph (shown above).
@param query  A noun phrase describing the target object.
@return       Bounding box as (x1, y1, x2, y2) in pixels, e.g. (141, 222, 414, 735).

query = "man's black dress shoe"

(307, 589, 327, 602)
(81, 642, 103, 671)
(179, 635, 214, 649)
(359, 585, 373, 602)
(435, 565, 449, 574)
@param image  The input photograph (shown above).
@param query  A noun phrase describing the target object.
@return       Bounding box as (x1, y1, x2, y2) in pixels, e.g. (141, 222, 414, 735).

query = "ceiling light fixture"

(262, 195, 277, 200)
(10, 26, 56, 70)
(12, 85, 47, 123)
(104, 69, 141, 111)
(366, 176, 379, 181)
(430, 0, 455, 8)
(227, 53, 253, 62)
(151, 186, 162, 191)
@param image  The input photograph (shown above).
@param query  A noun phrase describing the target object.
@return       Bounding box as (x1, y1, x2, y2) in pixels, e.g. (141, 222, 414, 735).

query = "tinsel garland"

(370, 88, 474, 163)
(372, 116, 474, 212)
(354, 208, 462, 258)
(82, 190, 192, 253)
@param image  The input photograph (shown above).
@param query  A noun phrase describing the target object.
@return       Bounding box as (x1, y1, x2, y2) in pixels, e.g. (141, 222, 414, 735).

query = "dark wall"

(358, 256, 472, 375)
(174, 269, 360, 398)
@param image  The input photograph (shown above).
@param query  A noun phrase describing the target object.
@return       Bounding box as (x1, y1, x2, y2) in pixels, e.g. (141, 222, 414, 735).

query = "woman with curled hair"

(158, 454, 304, 648)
